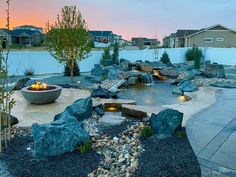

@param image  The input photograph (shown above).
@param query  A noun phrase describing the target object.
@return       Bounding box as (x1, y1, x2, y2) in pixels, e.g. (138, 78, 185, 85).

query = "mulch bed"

(133, 134, 201, 177)
(0, 135, 103, 177)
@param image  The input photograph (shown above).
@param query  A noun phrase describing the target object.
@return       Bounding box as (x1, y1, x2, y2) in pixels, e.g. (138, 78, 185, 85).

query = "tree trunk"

(70, 59, 74, 82)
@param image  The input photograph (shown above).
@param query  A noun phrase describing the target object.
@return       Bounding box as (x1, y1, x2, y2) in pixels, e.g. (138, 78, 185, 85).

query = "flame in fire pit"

(31, 82, 48, 90)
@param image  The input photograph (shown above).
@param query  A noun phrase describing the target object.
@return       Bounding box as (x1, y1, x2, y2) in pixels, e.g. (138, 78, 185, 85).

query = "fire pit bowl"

(21, 83, 62, 104)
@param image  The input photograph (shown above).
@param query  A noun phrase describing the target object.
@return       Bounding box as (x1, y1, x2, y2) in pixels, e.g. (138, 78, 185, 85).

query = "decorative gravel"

(133, 134, 201, 177)
(0, 133, 103, 177)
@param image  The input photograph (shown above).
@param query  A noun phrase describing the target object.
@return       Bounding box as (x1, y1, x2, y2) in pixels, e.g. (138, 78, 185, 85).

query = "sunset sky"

(0, 0, 236, 40)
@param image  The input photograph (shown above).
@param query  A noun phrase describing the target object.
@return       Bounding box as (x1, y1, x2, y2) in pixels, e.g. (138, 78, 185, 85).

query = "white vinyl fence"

(6, 48, 236, 75)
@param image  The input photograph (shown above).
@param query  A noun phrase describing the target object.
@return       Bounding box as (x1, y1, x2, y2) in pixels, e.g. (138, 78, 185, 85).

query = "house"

(10, 28, 43, 47)
(184, 24, 236, 48)
(89, 31, 114, 44)
(0, 28, 12, 48)
(174, 30, 199, 47)
(163, 33, 175, 48)
(131, 37, 159, 46)
(13, 25, 43, 33)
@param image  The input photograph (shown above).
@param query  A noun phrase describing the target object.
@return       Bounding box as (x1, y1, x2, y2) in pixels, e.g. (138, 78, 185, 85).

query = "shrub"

(100, 47, 112, 66)
(24, 68, 34, 76)
(185, 46, 203, 69)
(175, 130, 187, 138)
(64, 63, 80, 76)
(140, 126, 153, 138)
(112, 42, 119, 64)
(160, 51, 171, 64)
(78, 140, 92, 154)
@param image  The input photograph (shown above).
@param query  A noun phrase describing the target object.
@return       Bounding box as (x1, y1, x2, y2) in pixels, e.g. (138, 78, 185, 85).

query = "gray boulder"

(159, 69, 178, 78)
(176, 71, 195, 83)
(32, 116, 90, 158)
(172, 87, 184, 95)
(178, 80, 198, 92)
(54, 97, 93, 122)
(91, 86, 110, 99)
(91, 64, 108, 77)
(95, 107, 105, 116)
(150, 109, 183, 138)
(138, 62, 153, 72)
(128, 76, 138, 85)
(204, 64, 225, 78)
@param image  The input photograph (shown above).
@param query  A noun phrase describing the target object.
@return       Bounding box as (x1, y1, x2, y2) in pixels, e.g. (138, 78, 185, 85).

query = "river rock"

(32, 116, 90, 158)
(204, 64, 225, 78)
(150, 109, 183, 138)
(177, 80, 198, 92)
(54, 97, 93, 122)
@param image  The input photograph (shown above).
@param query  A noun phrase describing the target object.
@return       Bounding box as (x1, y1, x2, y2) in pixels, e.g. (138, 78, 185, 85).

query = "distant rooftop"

(176, 30, 199, 38)
(11, 29, 42, 36)
(89, 31, 113, 37)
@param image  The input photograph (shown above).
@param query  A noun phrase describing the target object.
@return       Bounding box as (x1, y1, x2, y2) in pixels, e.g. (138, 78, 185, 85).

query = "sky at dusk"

(0, 0, 236, 40)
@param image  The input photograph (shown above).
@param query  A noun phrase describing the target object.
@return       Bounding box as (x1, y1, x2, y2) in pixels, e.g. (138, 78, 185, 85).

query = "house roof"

(89, 31, 113, 37)
(14, 25, 43, 30)
(187, 24, 236, 37)
(11, 29, 42, 37)
(176, 30, 199, 38)
(0, 28, 12, 34)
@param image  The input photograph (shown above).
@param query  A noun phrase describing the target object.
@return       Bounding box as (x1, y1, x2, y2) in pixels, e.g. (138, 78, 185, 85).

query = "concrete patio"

(11, 88, 91, 127)
(187, 88, 236, 177)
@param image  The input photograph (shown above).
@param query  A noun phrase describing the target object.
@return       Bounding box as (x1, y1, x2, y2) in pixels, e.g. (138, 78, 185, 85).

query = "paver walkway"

(187, 88, 236, 177)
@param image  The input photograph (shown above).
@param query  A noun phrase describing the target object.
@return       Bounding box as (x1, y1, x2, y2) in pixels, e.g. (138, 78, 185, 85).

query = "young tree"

(45, 6, 91, 81)
(112, 42, 119, 64)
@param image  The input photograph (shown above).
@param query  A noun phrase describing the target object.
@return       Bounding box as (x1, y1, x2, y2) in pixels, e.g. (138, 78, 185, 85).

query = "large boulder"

(177, 80, 198, 92)
(91, 64, 108, 77)
(138, 62, 153, 72)
(54, 97, 93, 122)
(204, 64, 225, 78)
(119, 58, 131, 71)
(172, 87, 184, 96)
(13, 77, 31, 90)
(150, 109, 183, 138)
(128, 76, 138, 85)
(91, 86, 110, 99)
(176, 71, 195, 83)
(159, 69, 178, 78)
(32, 116, 90, 158)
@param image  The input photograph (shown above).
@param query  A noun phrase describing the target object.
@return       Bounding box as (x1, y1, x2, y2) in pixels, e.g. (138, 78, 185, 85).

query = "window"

(216, 38, 224, 42)
(204, 38, 213, 43)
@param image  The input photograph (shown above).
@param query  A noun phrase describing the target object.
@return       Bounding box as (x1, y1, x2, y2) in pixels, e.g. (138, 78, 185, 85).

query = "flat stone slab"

(11, 88, 91, 127)
(93, 98, 136, 107)
(99, 114, 125, 125)
(122, 104, 164, 118)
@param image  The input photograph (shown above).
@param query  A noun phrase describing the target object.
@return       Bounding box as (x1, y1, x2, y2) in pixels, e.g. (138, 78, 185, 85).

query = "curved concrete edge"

(162, 86, 218, 127)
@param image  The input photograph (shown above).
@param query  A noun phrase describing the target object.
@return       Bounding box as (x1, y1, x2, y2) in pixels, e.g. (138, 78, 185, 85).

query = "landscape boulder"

(91, 64, 108, 77)
(172, 87, 184, 95)
(91, 86, 111, 99)
(32, 116, 90, 158)
(150, 109, 183, 138)
(204, 64, 225, 78)
(159, 69, 178, 78)
(119, 58, 131, 71)
(176, 71, 195, 83)
(54, 97, 93, 122)
(138, 62, 154, 72)
(94, 107, 105, 116)
(128, 76, 138, 85)
(177, 80, 198, 92)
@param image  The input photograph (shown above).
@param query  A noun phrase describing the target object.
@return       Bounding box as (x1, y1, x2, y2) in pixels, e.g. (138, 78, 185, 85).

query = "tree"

(112, 42, 119, 64)
(45, 6, 91, 81)
(185, 45, 203, 69)
(160, 51, 171, 64)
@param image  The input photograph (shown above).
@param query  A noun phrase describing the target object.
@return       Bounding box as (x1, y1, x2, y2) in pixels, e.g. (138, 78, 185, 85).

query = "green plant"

(100, 47, 112, 66)
(175, 130, 187, 138)
(24, 68, 34, 76)
(64, 62, 80, 76)
(160, 51, 171, 64)
(45, 6, 91, 81)
(112, 42, 119, 64)
(78, 140, 92, 154)
(140, 126, 153, 138)
(185, 45, 203, 69)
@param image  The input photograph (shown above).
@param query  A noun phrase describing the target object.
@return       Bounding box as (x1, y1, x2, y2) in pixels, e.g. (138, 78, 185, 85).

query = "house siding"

(187, 30, 236, 48)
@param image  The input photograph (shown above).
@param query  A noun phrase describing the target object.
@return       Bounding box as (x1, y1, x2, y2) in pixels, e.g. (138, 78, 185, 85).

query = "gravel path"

(0, 135, 103, 177)
(133, 135, 201, 177)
